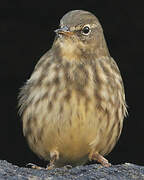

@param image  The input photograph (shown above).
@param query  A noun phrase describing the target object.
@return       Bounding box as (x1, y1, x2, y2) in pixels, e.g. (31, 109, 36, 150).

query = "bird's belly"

(25, 88, 123, 166)
(30, 94, 97, 161)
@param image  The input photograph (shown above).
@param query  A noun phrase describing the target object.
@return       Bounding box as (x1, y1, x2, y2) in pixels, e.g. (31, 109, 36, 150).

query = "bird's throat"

(54, 37, 83, 62)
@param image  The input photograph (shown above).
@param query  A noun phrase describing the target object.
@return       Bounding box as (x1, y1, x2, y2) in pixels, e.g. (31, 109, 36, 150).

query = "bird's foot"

(64, 165, 73, 169)
(89, 151, 111, 167)
(27, 150, 59, 170)
(26, 163, 44, 170)
(26, 163, 55, 170)
(46, 164, 55, 170)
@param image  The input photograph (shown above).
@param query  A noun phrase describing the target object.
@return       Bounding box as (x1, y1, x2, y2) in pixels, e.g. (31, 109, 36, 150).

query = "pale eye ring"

(81, 25, 91, 35)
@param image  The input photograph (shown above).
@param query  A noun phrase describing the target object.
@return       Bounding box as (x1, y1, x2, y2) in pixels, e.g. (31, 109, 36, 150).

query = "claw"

(64, 165, 73, 169)
(26, 163, 43, 170)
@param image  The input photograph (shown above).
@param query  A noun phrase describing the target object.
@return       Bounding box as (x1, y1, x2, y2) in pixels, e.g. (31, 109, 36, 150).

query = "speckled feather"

(18, 10, 127, 167)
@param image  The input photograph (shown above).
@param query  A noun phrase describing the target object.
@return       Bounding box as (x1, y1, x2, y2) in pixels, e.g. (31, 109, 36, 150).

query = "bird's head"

(53, 10, 110, 62)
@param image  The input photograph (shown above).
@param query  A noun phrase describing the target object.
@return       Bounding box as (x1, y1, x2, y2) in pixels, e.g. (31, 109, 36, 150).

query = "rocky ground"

(0, 160, 144, 180)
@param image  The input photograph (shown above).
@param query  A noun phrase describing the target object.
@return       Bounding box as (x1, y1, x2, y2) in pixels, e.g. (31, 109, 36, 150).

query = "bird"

(18, 10, 127, 169)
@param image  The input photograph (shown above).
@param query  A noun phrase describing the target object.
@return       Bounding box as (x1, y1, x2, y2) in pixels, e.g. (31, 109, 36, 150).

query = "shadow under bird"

(18, 10, 127, 169)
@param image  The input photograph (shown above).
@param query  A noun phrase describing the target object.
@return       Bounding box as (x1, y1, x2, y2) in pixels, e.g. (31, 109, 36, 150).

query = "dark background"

(0, 1, 144, 167)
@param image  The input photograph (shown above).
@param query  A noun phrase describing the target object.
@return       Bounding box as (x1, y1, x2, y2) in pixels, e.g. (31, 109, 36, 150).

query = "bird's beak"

(54, 26, 73, 36)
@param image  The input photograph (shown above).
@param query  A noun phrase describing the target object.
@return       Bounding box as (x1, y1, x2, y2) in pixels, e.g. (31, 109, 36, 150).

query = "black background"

(0, 1, 144, 167)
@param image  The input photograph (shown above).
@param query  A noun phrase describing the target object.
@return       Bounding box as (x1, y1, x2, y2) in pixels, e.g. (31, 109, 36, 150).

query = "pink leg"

(89, 151, 111, 167)
(46, 150, 59, 170)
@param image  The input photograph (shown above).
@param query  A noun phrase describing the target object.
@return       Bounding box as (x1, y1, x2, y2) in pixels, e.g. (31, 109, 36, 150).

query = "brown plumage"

(18, 10, 127, 168)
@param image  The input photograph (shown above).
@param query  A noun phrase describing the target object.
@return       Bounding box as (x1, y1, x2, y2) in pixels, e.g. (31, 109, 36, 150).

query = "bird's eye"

(81, 25, 91, 35)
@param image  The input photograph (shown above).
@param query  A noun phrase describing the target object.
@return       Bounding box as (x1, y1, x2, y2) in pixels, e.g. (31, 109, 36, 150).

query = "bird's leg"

(46, 150, 59, 170)
(89, 150, 111, 167)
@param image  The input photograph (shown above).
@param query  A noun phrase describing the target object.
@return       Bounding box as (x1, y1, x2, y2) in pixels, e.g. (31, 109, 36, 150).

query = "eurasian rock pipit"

(18, 10, 127, 169)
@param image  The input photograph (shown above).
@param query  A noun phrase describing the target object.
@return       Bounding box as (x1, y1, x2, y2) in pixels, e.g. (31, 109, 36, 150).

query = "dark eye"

(81, 25, 91, 35)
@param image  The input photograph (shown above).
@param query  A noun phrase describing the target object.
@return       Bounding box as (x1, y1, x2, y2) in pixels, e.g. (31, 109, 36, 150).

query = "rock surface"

(0, 160, 144, 180)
